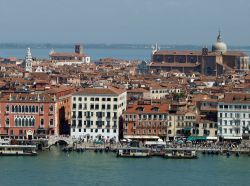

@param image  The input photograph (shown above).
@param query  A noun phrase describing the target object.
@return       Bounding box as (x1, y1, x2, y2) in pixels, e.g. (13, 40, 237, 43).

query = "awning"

(124, 135, 160, 139)
(187, 136, 207, 141)
(206, 137, 218, 140)
(223, 136, 242, 140)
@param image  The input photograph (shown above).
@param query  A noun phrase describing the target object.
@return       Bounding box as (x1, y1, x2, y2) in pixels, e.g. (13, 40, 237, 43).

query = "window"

(50, 119, 53, 126)
(113, 105, 117, 110)
(102, 98, 106, 101)
(113, 98, 117, 102)
(40, 118, 44, 126)
(102, 104, 105, 110)
(6, 105, 9, 112)
(50, 105, 54, 112)
(5, 118, 9, 125)
(40, 105, 44, 112)
(73, 97, 76, 101)
(107, 98, 111, 101)
(95, 98, 99, 101)
(90, 97, 94, 101)
(107, 105, 111, 110)
(95, 104, 99, 110)
(73, 104, 76, 109)
(78, 97, 82, 101)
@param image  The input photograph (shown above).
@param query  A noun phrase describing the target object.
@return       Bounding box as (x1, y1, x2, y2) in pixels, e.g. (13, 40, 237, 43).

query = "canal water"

(0, 148, 250, 186)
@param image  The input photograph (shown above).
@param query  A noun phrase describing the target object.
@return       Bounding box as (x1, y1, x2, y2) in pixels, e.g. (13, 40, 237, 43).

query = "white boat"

(163, 149, 198, 159)
(0, 138, 11, 145)
(117, 147, 151, 158)
(0, 145, 37, 156)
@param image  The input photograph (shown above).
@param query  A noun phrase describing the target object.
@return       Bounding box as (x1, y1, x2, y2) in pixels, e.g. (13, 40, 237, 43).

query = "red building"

(0, 93, 58, 140)
(123, 101, 169, 141)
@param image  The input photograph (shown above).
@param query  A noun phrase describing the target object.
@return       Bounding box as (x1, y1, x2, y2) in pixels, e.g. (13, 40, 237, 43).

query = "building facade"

(0, 94, 58, 140)
(70, 87, 127, 142)
(123, 101, 172, 141)
(218, 93, 250, 140)
(150, 32, 249, 75)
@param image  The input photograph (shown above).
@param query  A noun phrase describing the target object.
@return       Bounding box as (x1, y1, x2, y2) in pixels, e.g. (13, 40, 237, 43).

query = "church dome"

(212, 31, 227, 53)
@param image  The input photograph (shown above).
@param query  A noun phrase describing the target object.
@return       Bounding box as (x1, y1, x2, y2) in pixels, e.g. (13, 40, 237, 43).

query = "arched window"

(32, 118, 35, 126)
(49, 105, 54, 112)
(15, 106, 18, 112)
(22, 106, 25, 113)
(29, 106, 32, 113)
(5, 118, 10, 125)
(21, 118, 25, 126)
(36, 106, 38, 113)
(15, 118, 18, 126)
(40, 105, 44, 112)
(32, 106, 35, 113)
(18, 105, 21, 113)
(50, 119, 53, 126)
(12, 105, 15, 112)
(25, 118, 28, 126)
(25, 106, 28, 113)
(6, 105, 9, 112)
(40, 118, 44, 126)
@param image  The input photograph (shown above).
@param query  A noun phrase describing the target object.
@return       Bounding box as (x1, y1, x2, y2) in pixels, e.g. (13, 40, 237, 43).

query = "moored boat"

(117, 148, 151, 158)
(163, 149, 198, 159)
(0, 145, 37, 156)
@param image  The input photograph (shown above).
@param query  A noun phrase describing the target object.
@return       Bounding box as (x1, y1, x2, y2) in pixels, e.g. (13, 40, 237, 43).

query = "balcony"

(97, 124, 102, 128)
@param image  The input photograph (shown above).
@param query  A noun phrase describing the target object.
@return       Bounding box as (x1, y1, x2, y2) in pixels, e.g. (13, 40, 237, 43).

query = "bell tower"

(24, 48, 33, 72)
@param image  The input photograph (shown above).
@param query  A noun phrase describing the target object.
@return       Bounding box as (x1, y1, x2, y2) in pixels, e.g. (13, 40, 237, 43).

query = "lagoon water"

(0, 45, 250, 61)
(0, 148, 250, 186)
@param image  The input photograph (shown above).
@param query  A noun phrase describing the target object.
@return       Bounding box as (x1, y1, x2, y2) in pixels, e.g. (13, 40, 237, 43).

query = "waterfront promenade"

(48, 136, 250, 156)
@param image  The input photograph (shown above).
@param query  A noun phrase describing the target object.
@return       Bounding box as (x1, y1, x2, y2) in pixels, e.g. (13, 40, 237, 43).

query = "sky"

(0, 0, 249, 45)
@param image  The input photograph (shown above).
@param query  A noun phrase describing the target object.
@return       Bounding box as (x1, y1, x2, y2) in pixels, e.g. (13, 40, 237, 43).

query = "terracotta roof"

(150, 62, 200, 68)
(74, 87, 126, 96)
(124, 103, 169, 114)
(0, 93, 55, 103)
(50, 52, 85, 57)
(154, 50, 202, 56)
(220, 92, 250, 103)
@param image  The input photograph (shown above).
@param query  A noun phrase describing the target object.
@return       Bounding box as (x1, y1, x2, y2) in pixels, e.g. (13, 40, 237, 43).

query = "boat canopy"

(223, 136, 242, 140)
(124, 135, 159, 139)
(187, 136, 207, 141)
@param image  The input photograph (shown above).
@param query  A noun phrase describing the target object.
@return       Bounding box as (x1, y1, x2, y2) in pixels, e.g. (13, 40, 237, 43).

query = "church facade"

(149, 32, 249, 76)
